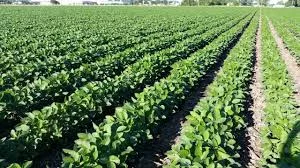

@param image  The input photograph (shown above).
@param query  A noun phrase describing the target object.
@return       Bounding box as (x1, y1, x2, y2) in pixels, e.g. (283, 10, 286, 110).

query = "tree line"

(181, 0, 299, 6)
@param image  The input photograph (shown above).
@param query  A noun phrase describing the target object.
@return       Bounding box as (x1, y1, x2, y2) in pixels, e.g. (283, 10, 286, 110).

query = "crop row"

(0, 7, 252, 74)
(268, 18, 300, 64)
(273, 18, 299, 38)
(0, 13, 184, 63)
(165, 14, 258, 168)
(263, 9, 300, 64)
(0, 13, 253, 166)
(282, 20, 300, 39)
(260, 16, 300, 167)
(0, 17, 202, 91)
(0, 15, 228, 127)
(0, 16, 198, 73)
(61, 13, 253, 167)
(0, 15, 232, 129)
(0, 7, 242, 56)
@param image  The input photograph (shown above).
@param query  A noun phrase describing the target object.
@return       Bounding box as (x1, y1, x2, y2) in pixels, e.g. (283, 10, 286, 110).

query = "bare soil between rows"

(246, 15, 264, 168)
(126, 53, 226, 168)
(268, 20, 300, 109)
(126, 19, 254, 168)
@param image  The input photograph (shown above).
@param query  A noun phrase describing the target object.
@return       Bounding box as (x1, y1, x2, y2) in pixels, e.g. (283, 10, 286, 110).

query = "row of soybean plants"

(0, 7, 253, 87)
(279, 19, 300, 39)
(165, 14, 300, 168)
(264, 9, 300, 39)
(270, 17, 300, 63)
(259, 16, 300, 167)
(0, 13, 171, 72)
(0, 15, 233, 130)
(0, 12, 254, 167)
(264, 9, 300, 64)
(165, 14, 258, 168)
(0, 15, 194, 90)
(0, 6, 238, 83)
(60, 13, 254, 167)
(2, 6, 214, 65)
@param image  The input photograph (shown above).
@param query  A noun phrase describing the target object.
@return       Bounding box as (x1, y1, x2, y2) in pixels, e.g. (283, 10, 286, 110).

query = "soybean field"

(0, 6, 299, 168)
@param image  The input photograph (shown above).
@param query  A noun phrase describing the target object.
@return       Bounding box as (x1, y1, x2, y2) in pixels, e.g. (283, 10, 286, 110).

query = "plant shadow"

(278, 120, 300, 168)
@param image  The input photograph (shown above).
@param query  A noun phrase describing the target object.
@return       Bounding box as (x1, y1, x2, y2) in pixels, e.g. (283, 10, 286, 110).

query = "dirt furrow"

(127, 20, 253, 167)
(125, 37, 240, 167)
(127, 63, 222, 168)
(246, 15, 264, 168)
(268, 20, 300, 109)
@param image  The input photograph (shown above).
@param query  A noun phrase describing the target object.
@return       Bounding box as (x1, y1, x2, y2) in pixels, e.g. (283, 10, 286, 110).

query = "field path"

(268, 20, 300, 107)
(246, 15, 264, 168)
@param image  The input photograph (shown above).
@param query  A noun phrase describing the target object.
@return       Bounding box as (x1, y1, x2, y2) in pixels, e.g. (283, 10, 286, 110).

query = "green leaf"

(232, 99, 240, 104)
(109, 155, 120, 164)
(215, 134, 221, 145)
(179, 149, 189, 157)
(23, 161, 33, 168)
(228, 139, 236, 145)
(7, 163, 21, 168)
(26, 113, 35, 120)
(218, 87, 224, 96)
(115, 107, 128, 121)
(62, 156, 74, 163)
(92, 147, 98, 160)
(16, 124, 29, 132)
(10, 129, 17, 138)
(63, 149, 80, 162)
(92, 122, 100, 132)
(203, 130, 209, 141)
(77, 133, 89, 139)
(194, 143, 202, 157)
(116, 126, 127, 132)
(200, 147, 210, 160)
(225, 106, 234, 115)
(107, 162, 116, 168)
(208, 163, 215, 168)
(217, 149, 230, 160)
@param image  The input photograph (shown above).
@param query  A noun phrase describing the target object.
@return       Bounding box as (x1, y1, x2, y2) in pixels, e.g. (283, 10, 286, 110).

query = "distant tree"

(286, 0, 299, 6)
(181, 0, 197, 5)
(20, 0, 31, 4)
(0, 0, 12, 4)
(240, 0, 253, 5)
(197, 0, 208, 5)
(258, 0, 268, 5)
(291, 0, 298, 6)
(226, 0, 239, 5)
(181, 0, 253, 5)
(209, 0, 227, 5)
(50, 0, 60, 4)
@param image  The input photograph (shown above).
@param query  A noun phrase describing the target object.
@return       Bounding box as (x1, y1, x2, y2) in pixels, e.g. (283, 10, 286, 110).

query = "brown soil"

(268, 20, 300, 108)
(246, 15, 264, 168)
